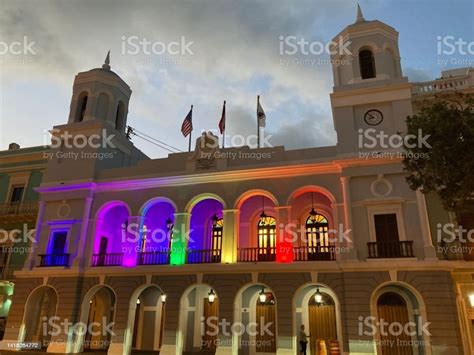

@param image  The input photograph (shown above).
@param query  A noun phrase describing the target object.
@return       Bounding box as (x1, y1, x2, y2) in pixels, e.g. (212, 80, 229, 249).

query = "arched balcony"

(288, 188, 336, 262)
(236, 191, 278, 262)
(187, 196, 224, 264)
(138, 199, 176, 265)
(92, 201, 131, 267)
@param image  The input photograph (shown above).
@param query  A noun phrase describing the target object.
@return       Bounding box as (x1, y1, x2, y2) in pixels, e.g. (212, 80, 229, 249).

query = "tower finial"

(356, 3, 365, 23)
(102, 50, 111, 70)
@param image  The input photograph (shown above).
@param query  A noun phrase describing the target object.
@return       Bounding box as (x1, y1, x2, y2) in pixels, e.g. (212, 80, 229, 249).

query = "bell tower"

(67, 51, 131, 135)
(43, 53, 148, 184)
(330, 5, 413, 155)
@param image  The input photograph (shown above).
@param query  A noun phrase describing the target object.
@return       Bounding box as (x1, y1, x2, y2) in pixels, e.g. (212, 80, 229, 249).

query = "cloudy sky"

(0, 0, 472, 157)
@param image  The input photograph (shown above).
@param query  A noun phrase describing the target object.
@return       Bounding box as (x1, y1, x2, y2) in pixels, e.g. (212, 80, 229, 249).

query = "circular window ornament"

(370, 176, 393, 197)
(57, 200, 71, 218)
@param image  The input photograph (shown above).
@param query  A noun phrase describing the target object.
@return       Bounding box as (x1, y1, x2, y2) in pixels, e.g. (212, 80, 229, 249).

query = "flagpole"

(188, 105, 193, 152)
(222, 100, 226, 149)
(257, 95, 260, 148)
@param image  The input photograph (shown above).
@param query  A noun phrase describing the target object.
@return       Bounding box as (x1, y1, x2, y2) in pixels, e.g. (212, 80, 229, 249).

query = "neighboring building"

(0, 6, 472, 355)
(411, 67, 474, 353)
(0, 143, 49, 340)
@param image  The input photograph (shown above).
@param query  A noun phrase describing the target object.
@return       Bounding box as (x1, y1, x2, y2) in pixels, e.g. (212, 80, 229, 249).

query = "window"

(374, 213, 399, 243)
(76, 93, 88, 122)
(258, 216, 276, 260)
(9, 186, 24, 203)
(115, 101, 125, 130)
(359, 49, 376, 79)
(51, 231, 68, 255)
(305, 213, 330, 253)
(211, 218, 223, 253)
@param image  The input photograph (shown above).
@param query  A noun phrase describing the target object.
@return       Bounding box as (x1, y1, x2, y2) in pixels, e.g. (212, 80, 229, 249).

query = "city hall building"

(1, 7, 473, 355)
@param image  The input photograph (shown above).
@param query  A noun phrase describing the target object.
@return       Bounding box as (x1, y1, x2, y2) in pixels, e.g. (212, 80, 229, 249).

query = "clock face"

(364, 109, 383, 126)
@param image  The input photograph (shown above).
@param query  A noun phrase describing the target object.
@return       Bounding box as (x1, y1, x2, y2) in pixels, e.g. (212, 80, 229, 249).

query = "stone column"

(221, 209, 239, 263)
(275, 206, 293, 263)
(27, 200, 45, 269)
(170, 212, 191, 265)
(340, 176, 357, 259)
(415, 190, 438, 259)
(74, 196, 93, 268)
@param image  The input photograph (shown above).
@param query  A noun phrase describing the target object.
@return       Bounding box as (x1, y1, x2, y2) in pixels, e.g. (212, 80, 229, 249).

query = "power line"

(126, 126, 183, 154)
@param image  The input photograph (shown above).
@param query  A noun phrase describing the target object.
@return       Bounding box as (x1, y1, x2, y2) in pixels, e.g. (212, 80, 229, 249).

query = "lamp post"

(208, 289, 216, 303)
(315, 287, 323, 306)
(259, 287, 267, 303)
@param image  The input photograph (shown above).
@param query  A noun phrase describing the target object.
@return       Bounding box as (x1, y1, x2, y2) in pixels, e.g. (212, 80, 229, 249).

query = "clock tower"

(329, 5, 413, 155)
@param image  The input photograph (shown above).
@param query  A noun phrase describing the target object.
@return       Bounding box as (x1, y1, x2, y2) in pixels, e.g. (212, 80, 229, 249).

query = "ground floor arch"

(234, 283, 277, 355)
(371, 283, 432, 355)
(21, 285, 58, 349)
(178, 284, 219, 354)
(293, 283, 342, 355)
(124, 284, 166, 354)
(73, 285, 116, 352)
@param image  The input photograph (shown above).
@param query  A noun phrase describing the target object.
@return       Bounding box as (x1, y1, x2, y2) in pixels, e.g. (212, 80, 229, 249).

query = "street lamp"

(314, 287, 323, 306)
(208, 289, 216, 303)
(166, 218, 174, 232)
(212, 214, 219, 227)
(259, 287, 267, 303)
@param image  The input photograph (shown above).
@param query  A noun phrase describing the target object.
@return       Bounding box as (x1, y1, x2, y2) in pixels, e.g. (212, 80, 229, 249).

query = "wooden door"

(202, 297, 219, 351)
(377, 293, 413, 355)
(308, 304, 337, 355)
(256, 300, 276, 352)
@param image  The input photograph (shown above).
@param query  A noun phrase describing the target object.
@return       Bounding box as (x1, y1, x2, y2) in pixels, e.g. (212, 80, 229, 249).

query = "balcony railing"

(92, 253, 123, 267)
(137, 251, 170, 265)
(367, 241, 414, 258)
(238, 247, 276, 262)
(187, 249, 221, 264)
(38, 254, 70, 267)
(293, 246, 336, 261)
(0, 201, 39, 216)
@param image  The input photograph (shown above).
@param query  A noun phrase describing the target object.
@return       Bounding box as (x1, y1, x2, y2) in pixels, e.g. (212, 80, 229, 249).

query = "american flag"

(218, 100, 226, 134)
(181, 107, 193, 137)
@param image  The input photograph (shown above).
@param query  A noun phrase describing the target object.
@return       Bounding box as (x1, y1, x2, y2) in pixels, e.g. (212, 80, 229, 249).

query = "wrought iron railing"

(0, 201, 39, 216)
(237, 247, 276, 262)
(38, 253, 70, 267)
(91, 253, 123, 267)
(293, 245, 336, 261)
(187, 249, 221, 264)
(367, 241, 414, 258)
(137, 251, 170, 265)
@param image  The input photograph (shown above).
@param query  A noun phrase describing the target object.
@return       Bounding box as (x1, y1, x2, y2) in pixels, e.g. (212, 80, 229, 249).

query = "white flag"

(257, 96, 266, 128)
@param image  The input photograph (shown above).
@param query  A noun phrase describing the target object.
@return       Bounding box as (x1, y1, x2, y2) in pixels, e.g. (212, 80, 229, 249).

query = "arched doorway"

(83, 287, 115, 351)
(377, 293, 412, 355)
(179, 284, 219, 354)
(372, 284, 430, 355)
(22, 286, 58, 349)
(129, 286, 166, 353)
(234, 284, 277, 355)
(293, 284, 342, 355)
